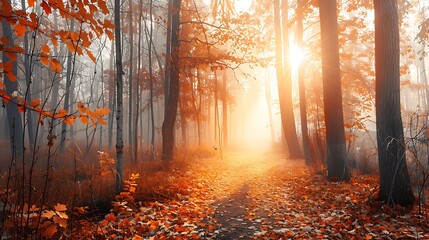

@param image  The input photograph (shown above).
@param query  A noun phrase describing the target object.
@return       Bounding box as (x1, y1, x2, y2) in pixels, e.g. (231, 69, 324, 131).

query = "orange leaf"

(50, 59, 62, 72)
(40, 1, 51, 15)
(41, 44, 50, 54)
(13, 24, 26, 36)
(42, 224, 57, 238)
(89, 107, 110, 117)
(54, 109, 68, 118)
(80, 115, 88, 125)
(105, 213, 116, 222)
(66, 42, 76, 53)
(97, 117, 106, 125)
(18, 105, 26, 112)
(28, 0, 36, 7)
(42, 210, 56, 219)
(6, 72, 17, 82)
(63, 116, 74, 125)
(87, 49, 96, 63)
(77, 102, 88, 114)
(29, 99, 41, 107)
(0, 81, 5, 88)
(40, 56, 49, 67)
(70, 32, 79, 41)
(54, 203, 67, 212)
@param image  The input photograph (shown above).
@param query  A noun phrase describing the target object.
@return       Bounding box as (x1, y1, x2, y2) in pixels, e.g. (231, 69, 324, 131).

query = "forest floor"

(93, 151, 429, 239)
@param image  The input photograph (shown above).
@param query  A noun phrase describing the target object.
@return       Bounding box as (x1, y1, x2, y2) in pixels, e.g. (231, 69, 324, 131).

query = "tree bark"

(162, 0, 181, 161)
(59, 19, 75, 153)
(274, 0, 303, 159)
(318, 0, 349, 181)
(114, 0, 124, 192)
(1, 11, 24, 158)
(128, 0, 134, 158)
(297, 0, 313, 166)
(374, 0, 414, 206)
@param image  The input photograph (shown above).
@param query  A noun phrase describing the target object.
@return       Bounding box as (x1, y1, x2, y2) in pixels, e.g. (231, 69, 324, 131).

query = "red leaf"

(40, 1, 51, 15)
(29, 99, 41, 107)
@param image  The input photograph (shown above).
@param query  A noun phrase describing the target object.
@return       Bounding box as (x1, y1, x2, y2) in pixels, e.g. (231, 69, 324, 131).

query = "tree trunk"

(128, 0, 134, 159)
(21, 0, 35, 149)
(162, 0, 181, 161)
(274, 0, 303, 159)
(297, 0, 313, 165)
(114, 0, 124, 192)
(318, 0, 349, 181)
(1, 11, 24, 158)
(222, 70, 228, 148)
(374, 0, 414, 206)
(59, 19, 75, 153)
(148, 0, 155, 160)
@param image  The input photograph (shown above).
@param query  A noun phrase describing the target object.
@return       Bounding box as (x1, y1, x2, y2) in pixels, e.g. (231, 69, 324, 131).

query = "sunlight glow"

(235, 0, 252, 11)
(289, 44, 305, 71)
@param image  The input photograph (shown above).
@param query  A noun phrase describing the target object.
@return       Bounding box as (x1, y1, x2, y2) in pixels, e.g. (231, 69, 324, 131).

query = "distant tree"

(374, 0, 414, 206)
(1, 0, 24, 158)
(318, 0, 350, 181)
(114, 0, 124, 192)
(162, 0, 181, 161)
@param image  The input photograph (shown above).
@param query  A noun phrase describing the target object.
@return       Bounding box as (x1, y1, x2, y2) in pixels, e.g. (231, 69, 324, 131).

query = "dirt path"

(197, 152, 428, 239)
(206, 152, 305, 239)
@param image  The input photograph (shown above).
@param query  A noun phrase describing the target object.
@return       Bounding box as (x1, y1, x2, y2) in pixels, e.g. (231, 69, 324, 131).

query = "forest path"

(205, 152, 306, 239)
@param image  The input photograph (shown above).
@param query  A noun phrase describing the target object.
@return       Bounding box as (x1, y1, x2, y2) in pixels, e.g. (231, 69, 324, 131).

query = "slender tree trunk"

(264, 71, 275, 144)
(148, 0, 155, 160)
(374, 0, 414, 206)
(60, 19, 75, 153)
(162, 0, 181, 161)
(108, 41, 115, 150)
(297, 0, 313, 165)
(280, 0, 303, 159)
(165, 0, 173, 112)
(114, 0, 124, 192)
(1, 10, 24, 158)
(128, 0, 134, 158)
(21, 0, 35, 149)
(318, 0, 349, 181)
(222, 70, 228, 148)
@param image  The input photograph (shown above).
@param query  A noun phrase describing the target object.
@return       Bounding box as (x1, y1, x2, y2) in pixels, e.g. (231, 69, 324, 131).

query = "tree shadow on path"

(213, 183, 266, 239)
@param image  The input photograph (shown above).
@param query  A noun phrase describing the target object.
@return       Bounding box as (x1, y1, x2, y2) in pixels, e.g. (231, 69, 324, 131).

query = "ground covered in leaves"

(87, 152, 428, 239)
